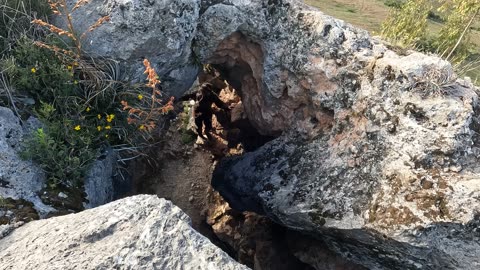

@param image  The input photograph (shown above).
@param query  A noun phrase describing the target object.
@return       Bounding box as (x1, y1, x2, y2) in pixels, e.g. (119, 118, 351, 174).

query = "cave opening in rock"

(118, 29, 359, 268)
(188, 64, 276, 154)
(128, 62, 288, 267)
(129, 33, 323, 269)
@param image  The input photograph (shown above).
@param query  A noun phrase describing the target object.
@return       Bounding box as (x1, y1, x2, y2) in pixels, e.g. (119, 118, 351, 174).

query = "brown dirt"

(143, 147, 218, 236)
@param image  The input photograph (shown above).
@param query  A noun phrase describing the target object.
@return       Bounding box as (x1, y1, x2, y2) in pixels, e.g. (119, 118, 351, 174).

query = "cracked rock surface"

(0, 195, 249, 270)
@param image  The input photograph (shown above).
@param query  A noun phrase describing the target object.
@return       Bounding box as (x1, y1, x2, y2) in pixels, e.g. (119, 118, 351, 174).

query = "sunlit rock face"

(0, 195, 250, 270)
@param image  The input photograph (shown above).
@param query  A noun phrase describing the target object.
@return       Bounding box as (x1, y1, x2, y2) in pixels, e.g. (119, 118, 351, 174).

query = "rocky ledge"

(0, 195, 248, 270)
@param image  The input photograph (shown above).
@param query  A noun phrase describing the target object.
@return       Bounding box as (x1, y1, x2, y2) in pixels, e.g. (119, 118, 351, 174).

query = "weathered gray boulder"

(0, 107, 54, 217)
(0, 195, 249, 270)
(61, 0, 201, 96)
(56, 0, 480, 268)
(211, 14, 480, 270)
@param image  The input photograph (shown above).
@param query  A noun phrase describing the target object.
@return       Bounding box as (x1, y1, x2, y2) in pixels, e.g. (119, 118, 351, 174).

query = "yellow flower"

(106, 114, 115, 123)
(139, 125, 145, 130)
(105, 134, 109, 138)
(31, 67, 36, 73)
(74, 125, 81, 131)
(138, 94, 144, 100)
(97, 126, 102, 131)
(97, 114, 102, 119)
(105, 125, 111, 130)
(67, 65, 73, 71)
(86, 107, 91, 112)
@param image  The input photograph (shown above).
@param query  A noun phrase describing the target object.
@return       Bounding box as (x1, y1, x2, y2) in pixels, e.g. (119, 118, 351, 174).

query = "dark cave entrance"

(184, 64, 276, 154)
(130, 32, 320, 269)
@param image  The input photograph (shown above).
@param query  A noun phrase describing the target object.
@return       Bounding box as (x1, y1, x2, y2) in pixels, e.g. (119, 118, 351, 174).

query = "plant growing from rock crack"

(411, 68, 457, 97)
(0, 0, 134, 198)
(121, 59, 174, 133)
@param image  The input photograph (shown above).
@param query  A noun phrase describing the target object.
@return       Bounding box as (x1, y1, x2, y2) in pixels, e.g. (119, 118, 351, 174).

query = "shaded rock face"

(212, 53, 480, 268)
(83, 147, 116, 209)
(57, 0, 480, 268)
(0, 107, 54, 217)
(0, 195, 249, 270)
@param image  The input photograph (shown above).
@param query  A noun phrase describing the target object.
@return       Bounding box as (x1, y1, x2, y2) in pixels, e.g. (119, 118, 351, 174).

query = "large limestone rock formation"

(207, 3, 480, 270)
(65, 0, 370, 135)
(0, 195, 249, 270)
(58, 0, 480, 268)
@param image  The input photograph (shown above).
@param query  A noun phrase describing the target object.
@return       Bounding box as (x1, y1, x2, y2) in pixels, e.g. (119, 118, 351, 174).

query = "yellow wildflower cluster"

(106, 114, 115, 123)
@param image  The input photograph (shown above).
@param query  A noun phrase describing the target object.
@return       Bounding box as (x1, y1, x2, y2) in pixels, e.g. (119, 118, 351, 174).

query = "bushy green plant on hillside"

(381, 0, 432, 47)
(382, 0, 480, 78)
(2, 37, 74, 102)
(435, 0, 480, 62)
(21, 121, 95, 189)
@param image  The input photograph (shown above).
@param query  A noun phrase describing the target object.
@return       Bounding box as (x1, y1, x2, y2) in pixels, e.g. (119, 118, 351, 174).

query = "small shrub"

(21, 125, 95, 189)
(381, 0, 432, 48)
(1, 37, 74, 102)
(179, 102, 196, 145)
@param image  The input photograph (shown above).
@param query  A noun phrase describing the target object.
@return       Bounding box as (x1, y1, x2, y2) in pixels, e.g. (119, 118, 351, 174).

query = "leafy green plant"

(21, 126, 95, 189)
(381, 0, 432, 47)
(1, 37, 74, 102)
(0, 1, 120, 191)
(435, 0, 480, 63)
(0, 0, 174, 196)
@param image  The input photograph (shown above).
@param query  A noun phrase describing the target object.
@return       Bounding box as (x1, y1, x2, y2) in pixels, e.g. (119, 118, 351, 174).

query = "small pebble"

(449, 166, 462, 173)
